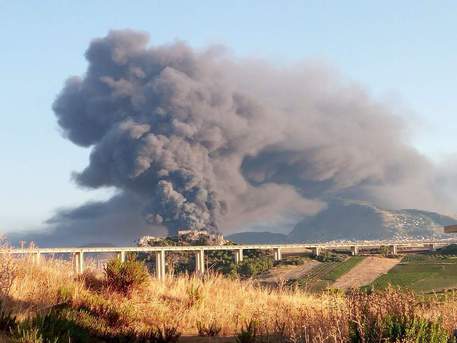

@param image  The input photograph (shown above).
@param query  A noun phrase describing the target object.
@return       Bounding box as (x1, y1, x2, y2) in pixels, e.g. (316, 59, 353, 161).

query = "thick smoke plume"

(23, 30, 455, 244)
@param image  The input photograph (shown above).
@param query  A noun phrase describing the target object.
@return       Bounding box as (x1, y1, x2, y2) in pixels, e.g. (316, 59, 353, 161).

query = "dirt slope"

(332, 256, 400, 289)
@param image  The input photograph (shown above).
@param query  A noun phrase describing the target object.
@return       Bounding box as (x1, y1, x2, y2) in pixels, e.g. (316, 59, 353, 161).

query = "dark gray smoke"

(21, 29, 456, 244)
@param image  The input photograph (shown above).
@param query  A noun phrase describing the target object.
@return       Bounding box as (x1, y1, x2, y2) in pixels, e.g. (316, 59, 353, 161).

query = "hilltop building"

(137, 229, 226, 247)
(177, 229, 226, 245)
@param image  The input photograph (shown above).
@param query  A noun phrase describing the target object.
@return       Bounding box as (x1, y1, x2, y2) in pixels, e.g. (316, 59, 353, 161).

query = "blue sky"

(1, 1, 456, 233)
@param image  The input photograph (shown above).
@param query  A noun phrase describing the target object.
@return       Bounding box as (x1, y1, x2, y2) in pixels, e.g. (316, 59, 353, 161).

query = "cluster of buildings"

(137, 229, 227, 247)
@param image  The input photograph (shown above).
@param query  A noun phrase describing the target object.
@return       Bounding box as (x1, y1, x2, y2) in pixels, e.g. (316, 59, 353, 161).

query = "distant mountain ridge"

(229, 199, 457, 244)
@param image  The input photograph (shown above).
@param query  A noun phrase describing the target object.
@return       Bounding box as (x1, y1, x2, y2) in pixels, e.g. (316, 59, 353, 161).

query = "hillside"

(288, 199, 457, 242)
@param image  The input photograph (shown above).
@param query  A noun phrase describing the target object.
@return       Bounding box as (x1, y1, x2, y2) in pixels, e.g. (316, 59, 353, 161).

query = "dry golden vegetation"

(1, 252, 457, 342)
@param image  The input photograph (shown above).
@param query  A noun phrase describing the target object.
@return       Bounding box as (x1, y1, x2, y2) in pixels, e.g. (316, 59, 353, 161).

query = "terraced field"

(256, 259, 320, 283)
(290, 256, 365, 292)
(298, 261, 340, 291)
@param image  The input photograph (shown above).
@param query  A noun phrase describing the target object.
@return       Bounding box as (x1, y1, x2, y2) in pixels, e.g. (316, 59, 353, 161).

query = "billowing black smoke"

(18, 29, 455, 245)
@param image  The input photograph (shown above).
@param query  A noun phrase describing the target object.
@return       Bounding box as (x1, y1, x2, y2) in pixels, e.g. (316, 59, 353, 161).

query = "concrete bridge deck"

(1, 240, 455, 280)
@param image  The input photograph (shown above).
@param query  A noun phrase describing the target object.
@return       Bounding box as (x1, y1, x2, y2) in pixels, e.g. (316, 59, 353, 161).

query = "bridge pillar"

(32, 252, 41, 265)
(195, 250, 205, 274)
(311, 247, 321, 257)
(117, 251, 126, 263)
(155, 250, 166, 280)
(390, 245, 398, 256)
(351, 246, 359, 256)
(273, 248, 282, 261)
(73, 253, 78, 274)
(79, 251, 85, 273)
(427, 243, 437, 252)
(73, 252, 84, 274)
(234, 249, 243, 263)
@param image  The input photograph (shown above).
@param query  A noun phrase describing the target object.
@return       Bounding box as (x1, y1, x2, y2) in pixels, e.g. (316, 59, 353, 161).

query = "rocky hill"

(289, 199, 457, 242)
(231, 199, 457, 243)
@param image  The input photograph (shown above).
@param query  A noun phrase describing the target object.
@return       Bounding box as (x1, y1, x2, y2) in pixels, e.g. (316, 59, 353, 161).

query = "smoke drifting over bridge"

(24, 30, 455, 244)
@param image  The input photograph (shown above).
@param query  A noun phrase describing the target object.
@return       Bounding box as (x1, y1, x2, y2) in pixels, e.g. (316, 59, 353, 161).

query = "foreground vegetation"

(2, 253, 457, 342)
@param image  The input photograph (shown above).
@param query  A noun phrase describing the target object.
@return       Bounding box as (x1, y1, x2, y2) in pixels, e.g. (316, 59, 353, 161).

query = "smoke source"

(22, 30, 456, 244)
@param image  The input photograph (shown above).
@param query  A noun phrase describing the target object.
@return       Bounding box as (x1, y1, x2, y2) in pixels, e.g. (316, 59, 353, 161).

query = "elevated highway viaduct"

(1, 240, 455, 280)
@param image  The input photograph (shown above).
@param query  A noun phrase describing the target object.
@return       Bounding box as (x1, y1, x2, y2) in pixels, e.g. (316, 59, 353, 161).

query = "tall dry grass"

(1, 255, 457, 342)
(0, 236, 18, 297)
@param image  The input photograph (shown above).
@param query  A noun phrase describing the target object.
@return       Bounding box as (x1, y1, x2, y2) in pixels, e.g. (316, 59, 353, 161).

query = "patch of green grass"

(371, 254, 457, 293)
(324, 256, 365, 282)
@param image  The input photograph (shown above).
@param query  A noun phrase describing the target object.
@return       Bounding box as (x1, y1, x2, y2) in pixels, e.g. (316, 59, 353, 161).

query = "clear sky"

(1, 0, 456, 233)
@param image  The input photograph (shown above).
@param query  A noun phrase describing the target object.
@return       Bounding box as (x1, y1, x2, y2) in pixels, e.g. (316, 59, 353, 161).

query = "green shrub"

(435, 244, 457, 256)
(276, 256, 307, 266)
(104, 257, 149, 295)
(237, 257, 273, 278)
(12, 310, 90, 343)
(315, 251, 345, 262)
(77, 292, 135, 328)
(349, 311, 452, 342)
(384, 316, 450, 343)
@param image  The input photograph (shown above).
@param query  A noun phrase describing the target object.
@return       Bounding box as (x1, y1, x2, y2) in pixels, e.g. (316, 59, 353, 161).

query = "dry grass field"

(2, 252, 457, 342)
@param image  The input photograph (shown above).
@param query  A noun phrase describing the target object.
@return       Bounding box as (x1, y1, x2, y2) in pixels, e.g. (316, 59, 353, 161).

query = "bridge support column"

(117, 251, 126, 263)
(73, 253, 78, 274)
(195, 250, 205, 274)
(155, 250, 166, 280)
(73, 252, 84, 274)
(351, 246, 359, 256)
(234, 249, 243, 263)
(311, 247, 321, 257)
(273, 248, 282, 261)
(390, 245, 398, 256)
(32, 252, 41, 265)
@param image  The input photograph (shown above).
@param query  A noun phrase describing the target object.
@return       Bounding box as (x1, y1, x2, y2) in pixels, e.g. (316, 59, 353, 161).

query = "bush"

(315, 251, 345, 262)
(435, 244, 457, 256)
(276, 256, 307, 266)
(237, 257, 273, 278)
(104, 257, 149, 295)
(349, 315, 452, 343)
(77, 292, 135, 328)
(347, 289, 453, 343)
(12, 310, 90, 343)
